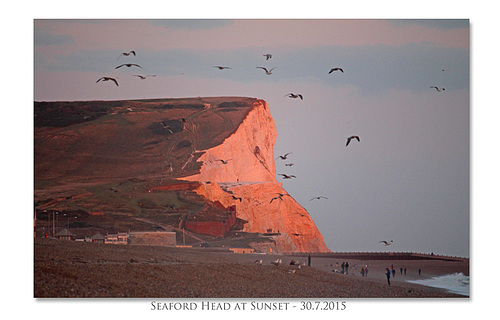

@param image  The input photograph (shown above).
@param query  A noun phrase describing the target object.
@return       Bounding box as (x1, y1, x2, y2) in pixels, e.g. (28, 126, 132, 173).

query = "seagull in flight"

(270, 193, 290, 203)
(217, 159, 231, 164)
(346, 135, 360, 147)
(430, 86, 445, 92)
(310, 196, 328, 201)
(329, 67, 344, 74)
(285, 93, 303, 100)
(96, 77, 119, 86)
(117, 50, 136, 59)
(256, 67, 276, 75)
(278, 174, 296, 179)
(133, 74, 156, 80)
(161, 121, 173, 133)
(214, 66, 231, 70)
(263, 54, 272, 60)
(285, 163, 294, 167)
(231, 195, 242, 202)
(379, 240, 394, 246)
(276, 152, 292, 160)
(115, 63, 143, 69)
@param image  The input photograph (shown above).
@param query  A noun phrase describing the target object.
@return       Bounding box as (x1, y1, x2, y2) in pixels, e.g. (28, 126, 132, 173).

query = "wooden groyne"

(287, 252, 467, 262)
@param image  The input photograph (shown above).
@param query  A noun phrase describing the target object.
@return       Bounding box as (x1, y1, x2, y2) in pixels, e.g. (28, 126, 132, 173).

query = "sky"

(33, 18, 470, 257)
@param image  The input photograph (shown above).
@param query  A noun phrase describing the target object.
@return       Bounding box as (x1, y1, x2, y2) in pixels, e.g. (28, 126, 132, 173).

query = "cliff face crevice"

(183, 100, 330, 253)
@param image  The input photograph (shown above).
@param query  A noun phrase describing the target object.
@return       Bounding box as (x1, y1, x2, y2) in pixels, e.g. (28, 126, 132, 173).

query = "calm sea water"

(406, 272, 469, 296)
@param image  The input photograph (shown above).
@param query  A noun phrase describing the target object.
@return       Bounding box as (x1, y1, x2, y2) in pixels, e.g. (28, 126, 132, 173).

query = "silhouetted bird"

(115, 63, 143, 69)
(285, 163, 294, 167)
(346, 135, 360, 147)
(379, 240, 394, 246)
(276, 152, 292, 160)
(310, 196, 328, 201)
(256, 67, 276, 75)
(430, 86, 445, 92)
(263, 54, 272, 60)
(96, 77, 119, 86)
(278, 174, 296, 179)
(217, 159, 231, 164)
(117, 51, 136, 59)
(133, 74, 156, 79)
(232, 195, 242, 202)
(270, 193, 290, 203)
(285, 93, 303, 100)
(291, 233, 302, 236)
(329, 67, 344, 74)
(214, 66, 231, 70)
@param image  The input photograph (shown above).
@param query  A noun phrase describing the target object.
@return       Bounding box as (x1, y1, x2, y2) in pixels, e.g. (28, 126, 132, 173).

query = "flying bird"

(217, 159, 231, 164)
(117, 50, 136, 59)
(115, 63, 143, 69)
(278, 174, 296, 179)
(430, 86, 445, 92)
(276, 152, 292, 160)
(263, 53, 272, 60)
(346, 135, 360, 147)
(232, 195, 242, 202)
(96, 77, 119, 86)
(329, 67, 344, 74)
(285, 163, 294, 167)
(285, 93, 303, 100)
(133, 74, 156, 80)
(256, 67, 276, 75)
(379, 240, 394, 246)
(214, 66, 231, 70)
(270, 193, 290, 203)
(310, 196, 328, 201)
(161, 121, 173, 133)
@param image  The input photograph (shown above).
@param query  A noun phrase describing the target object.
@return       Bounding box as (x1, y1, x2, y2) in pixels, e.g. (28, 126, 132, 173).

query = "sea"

(406, 272, 470, 296)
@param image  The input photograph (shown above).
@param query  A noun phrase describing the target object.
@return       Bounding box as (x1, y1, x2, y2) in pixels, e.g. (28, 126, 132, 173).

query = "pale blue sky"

(34, 18, 470, 257)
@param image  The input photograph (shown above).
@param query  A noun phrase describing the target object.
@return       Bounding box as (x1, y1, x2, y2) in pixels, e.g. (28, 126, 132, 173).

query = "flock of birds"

(96, 51, 156, 87)
(95, 49, 447, 248)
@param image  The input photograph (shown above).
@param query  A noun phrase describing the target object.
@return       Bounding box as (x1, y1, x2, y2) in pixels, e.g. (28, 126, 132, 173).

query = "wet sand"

(34, 239, 467, 298)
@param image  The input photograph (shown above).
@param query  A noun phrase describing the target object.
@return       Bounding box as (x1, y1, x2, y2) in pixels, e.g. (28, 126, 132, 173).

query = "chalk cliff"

(34, 97, 330, 253)
(183, 100, 330, 253)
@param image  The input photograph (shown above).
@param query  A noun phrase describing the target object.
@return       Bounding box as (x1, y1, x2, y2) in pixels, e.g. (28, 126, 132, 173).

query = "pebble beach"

(34, 239, 468, 298)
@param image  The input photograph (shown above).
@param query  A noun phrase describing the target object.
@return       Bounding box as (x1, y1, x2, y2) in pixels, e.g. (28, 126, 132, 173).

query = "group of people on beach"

(385, 264, 422, 285)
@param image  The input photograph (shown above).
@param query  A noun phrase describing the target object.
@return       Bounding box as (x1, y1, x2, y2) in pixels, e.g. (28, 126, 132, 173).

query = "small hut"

(55, 228, 76, 241)
(91, 233, 105, 243)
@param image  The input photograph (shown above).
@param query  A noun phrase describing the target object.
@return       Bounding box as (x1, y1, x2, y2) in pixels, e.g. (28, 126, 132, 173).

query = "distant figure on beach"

(404, 268, 407, 275)
(308, 254, 311, 267)
(418, 268, 421, 276)
(345, 262, 349, 275)
(341, 262, 345, 273)
(400, 267, 403, 275)
(392, 268, 396, 278)
(386, 268, 391, 285)
(361, 268, 365, 277)
(365, 266, 369, 277)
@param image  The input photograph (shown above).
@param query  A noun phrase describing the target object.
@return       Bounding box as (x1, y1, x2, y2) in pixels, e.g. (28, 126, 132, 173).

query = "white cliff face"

(183, 100, 330, 253)
(185, 100, 277, 184)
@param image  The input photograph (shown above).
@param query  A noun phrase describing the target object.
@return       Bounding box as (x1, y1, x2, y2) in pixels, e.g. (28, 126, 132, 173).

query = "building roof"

(91, 233, 105, 240)
(55, 228, 76, 237)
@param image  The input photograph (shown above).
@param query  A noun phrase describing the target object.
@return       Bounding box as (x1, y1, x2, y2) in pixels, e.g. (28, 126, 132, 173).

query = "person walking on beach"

(341, 262, 345, 274)
(361, 267, 365, 277)
(345, 262, 349, 275)
(365, 265, 369, 277)
(386, 268, 391, 285)
(392, 268, 396, 278)
(308, 254, 311, 267)
(418, 268, 421, 276)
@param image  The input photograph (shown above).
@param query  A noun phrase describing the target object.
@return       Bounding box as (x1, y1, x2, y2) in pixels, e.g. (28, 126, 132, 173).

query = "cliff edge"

(34, 97, 330, 253)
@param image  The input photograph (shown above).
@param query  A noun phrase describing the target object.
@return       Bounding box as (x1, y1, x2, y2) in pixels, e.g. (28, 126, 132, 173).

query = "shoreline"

(34, 239, 468, 298)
